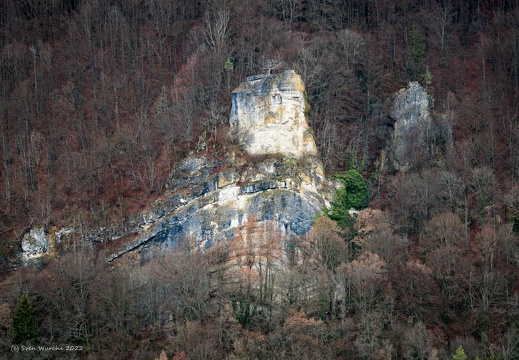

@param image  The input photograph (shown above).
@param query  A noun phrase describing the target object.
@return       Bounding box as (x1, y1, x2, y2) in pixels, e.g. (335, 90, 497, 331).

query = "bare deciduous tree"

(337, 29, 365, 70)
(202, 6, 230, 50)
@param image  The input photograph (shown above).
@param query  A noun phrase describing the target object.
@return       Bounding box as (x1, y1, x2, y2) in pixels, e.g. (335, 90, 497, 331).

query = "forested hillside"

(1, 0, 519, 359)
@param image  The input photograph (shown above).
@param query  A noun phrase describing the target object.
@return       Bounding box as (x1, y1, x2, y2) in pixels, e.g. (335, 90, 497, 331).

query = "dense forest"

(1, 0, 519, 358)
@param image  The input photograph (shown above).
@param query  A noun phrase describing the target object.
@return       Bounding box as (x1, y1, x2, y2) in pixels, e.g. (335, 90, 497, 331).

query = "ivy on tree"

(12, 293, 38, 344)
(329, 169, 369, 230)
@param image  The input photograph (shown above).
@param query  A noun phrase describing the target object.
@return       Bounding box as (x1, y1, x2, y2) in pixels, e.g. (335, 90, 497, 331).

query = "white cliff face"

(229, 70, 317, 157)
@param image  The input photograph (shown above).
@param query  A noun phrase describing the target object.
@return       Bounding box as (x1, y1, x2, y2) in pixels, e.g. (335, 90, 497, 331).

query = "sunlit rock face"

(229, 70, 317, 157)
(391, 81, 434, 171)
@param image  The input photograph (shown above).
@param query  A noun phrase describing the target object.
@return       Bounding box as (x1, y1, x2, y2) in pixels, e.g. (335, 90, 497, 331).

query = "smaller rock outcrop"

(391, 82, 432, 171)
(21, 228, 48, 263)
(229, 70, 317, 157)
(21, 226, 73, 263)
(390, 82, 451, 171)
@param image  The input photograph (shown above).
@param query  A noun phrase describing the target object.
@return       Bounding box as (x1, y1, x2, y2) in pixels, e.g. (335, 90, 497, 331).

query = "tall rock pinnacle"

(229, 70, 317, 157)
(391, 81, 434, 171)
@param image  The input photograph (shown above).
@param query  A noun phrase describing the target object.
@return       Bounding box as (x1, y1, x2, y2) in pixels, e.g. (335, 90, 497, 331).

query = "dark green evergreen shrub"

(12, 293, 38, 344)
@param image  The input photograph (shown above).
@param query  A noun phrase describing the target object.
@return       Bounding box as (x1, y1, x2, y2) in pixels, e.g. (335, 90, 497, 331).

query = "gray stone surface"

(20, 226, 73, 263)
(390, 81, 448, 171)
(21, 227, 48, 263)
(106, 153, 334, 261)
(391, 82, 432, 170)
(105, 72, 334, 260)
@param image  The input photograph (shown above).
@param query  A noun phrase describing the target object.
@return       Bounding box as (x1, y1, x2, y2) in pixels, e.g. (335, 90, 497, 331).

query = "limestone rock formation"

(391, 81, 438, 171)
(19, 71, 334, 263)
(20, 226, 72, 263)
(229, 70, 317, 157)
(21, 228, 48, 263)
(101, 71, 333, 260)
(390, 82, 453, 171)
(106, 153, 333, 261)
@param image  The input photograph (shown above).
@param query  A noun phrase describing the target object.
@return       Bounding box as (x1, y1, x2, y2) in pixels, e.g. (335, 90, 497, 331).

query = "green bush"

(329, 169, 368, 230)
(452, 346, 467, 360)
(335, 169, 369, 209)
